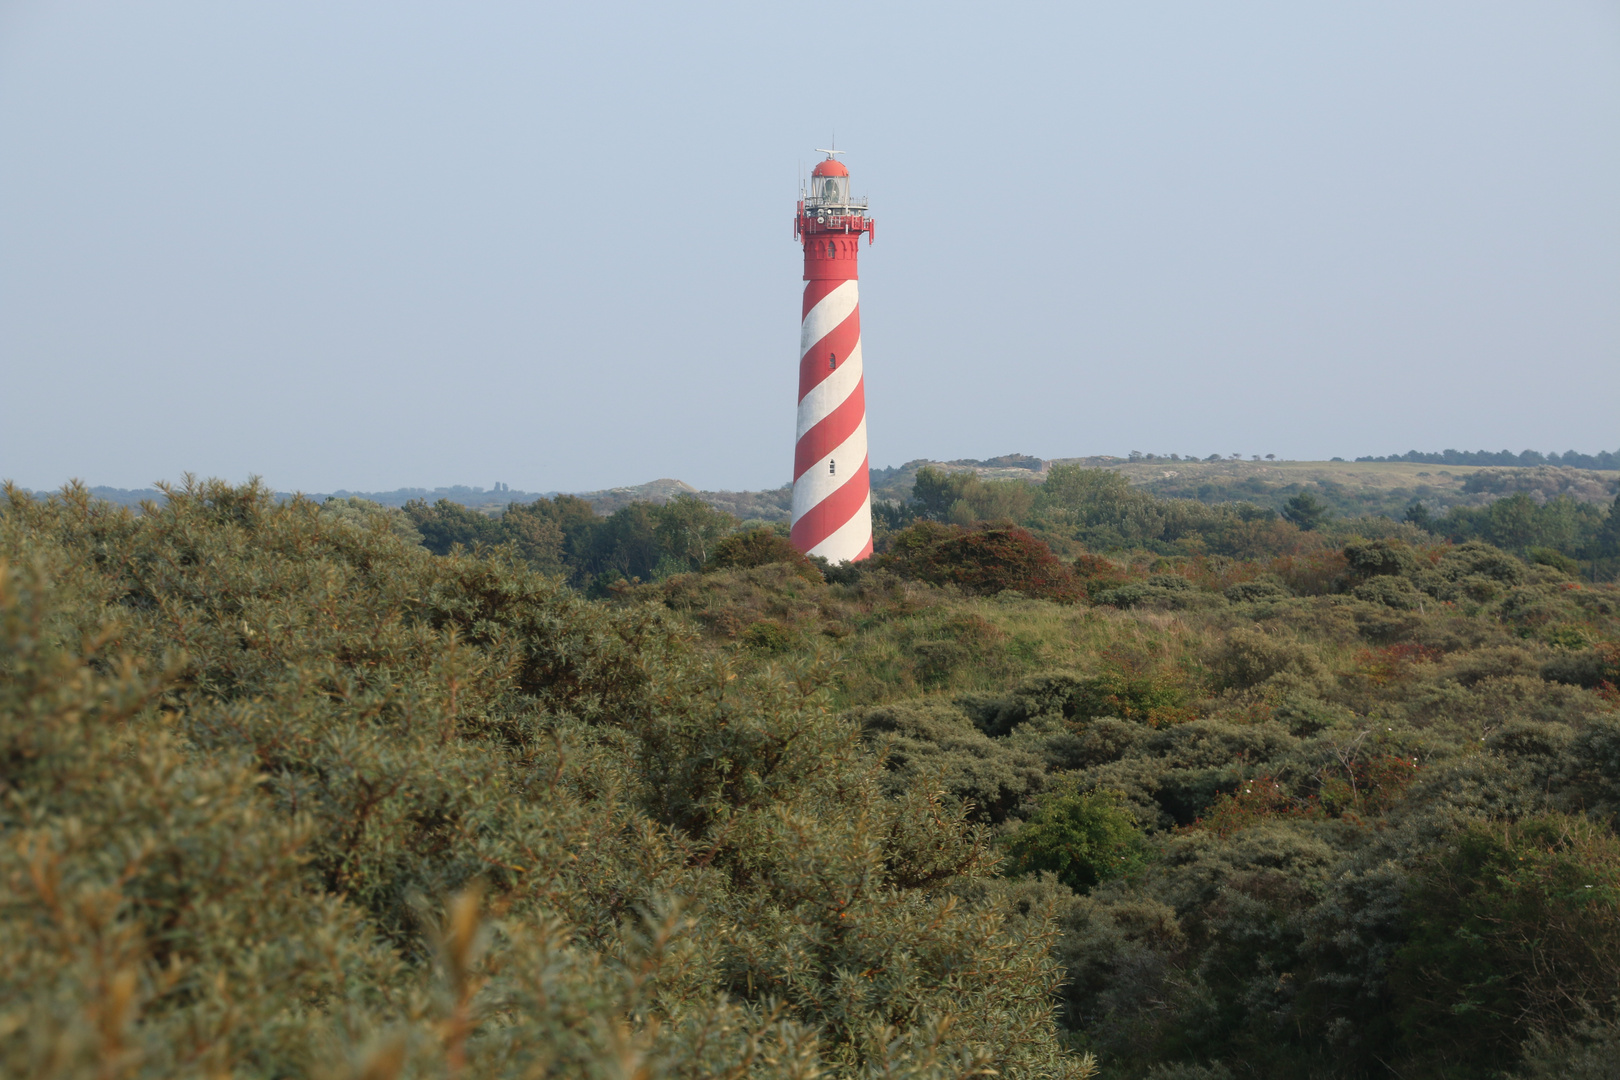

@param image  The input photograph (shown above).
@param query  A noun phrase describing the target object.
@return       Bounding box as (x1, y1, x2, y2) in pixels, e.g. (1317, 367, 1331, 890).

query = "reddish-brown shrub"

(880, 521, 1083, 602)
(1071, 551, 1139, 599)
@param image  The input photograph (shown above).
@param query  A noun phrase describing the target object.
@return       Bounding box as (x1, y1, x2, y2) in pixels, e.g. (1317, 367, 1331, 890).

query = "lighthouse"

(791, 150, 876, 562)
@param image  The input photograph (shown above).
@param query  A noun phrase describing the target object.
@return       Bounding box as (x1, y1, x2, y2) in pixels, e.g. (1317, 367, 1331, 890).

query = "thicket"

(1418, 492, 1620, 569)
(393, 461, 1620, 590)
(404, 491, 740, 593)
(626, 494, 1620, 1078)
(25, 466, 1620, 1076)
(0, 481, 1093, 1079)
(25, 466, 1620, 1080)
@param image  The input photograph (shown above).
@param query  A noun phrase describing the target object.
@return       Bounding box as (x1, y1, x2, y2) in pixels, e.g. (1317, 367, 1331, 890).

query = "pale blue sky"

(3, 1, 1617, 493)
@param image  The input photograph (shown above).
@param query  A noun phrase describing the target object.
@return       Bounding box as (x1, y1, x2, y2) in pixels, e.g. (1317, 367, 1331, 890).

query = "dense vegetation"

(7, 464, 1620, 1078)
(404, 464, 1620, 593)
(1, 481, 1090, 1079)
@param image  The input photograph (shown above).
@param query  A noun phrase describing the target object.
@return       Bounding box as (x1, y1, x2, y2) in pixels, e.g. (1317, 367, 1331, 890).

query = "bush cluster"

(617, 482, 1620, 1076)
(877, 521, 1083, 602)
(14, 463, 1620, 1079)
(0, 481, 1093, 1079)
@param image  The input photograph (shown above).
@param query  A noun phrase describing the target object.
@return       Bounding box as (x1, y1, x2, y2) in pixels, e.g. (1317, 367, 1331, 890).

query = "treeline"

(878, 465, 1294, 558)
(1408, 492, 1620, 574)
(891, 464, 1620, 571)
(393, 463, 1620, 588)
(403, 492, 739, 593)
(1357, 447, 1620, 469)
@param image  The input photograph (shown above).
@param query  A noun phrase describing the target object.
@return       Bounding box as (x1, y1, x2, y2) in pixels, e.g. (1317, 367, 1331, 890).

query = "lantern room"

(809, 157, 850, 207)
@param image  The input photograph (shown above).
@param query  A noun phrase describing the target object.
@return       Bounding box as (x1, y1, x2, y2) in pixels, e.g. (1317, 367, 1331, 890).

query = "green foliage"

(395, 456, 1620, 594)
(965, 671, 1193, 734)
(1035, 465, 1298, 557)
(654, 493, 737, 570)
(1542, 642, 1620, 690)
(1391, 814, 1620, 1078)
(738, 617, 796, 652)
(1527, 545, 1581, 576)
(706, 525, 821, 580)
(14, 469, 1620, 1079)
(1095, 574, 1218, 611)
(406, 495, 506, 553)
(1281, 490, 1330, 531)
(1512, 1010, 1620, 1079)
(909, 466, 1036, 525)
(0, 480, 1092, 1079)
(1438, 492, 1612, 560)
(1223, 580, 1290, 603)
(1003, 788, 1148, 893)
(1342, 537, 1420, 579)
(857, 702, 1049, 823)
(321, 494, 426, 545)
(408, 492, 743, 591)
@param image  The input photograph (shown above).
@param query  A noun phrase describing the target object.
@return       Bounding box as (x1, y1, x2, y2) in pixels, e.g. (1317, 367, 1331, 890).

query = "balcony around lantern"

(804, 194, 869, 212)
(801, 187, 871, 233)
(799, 212, 869, 236)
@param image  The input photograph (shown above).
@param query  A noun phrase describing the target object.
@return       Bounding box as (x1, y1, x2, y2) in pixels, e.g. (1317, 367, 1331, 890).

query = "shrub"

(1438, 540, 1527, 586)
(880, 521, 1083, 602)
(1390, 814, 1620, 1077)
(1542, 641, 1620, 689)
(1097, 574, 1217, 611)
(856, 702, 1048, 822)
(1352, 575, 1424, 609)
(1072, 551, 1137, 599)
(706, 525, 822, 580)
(739, 618, 796, 652)
(1093, 582, 1155, 608)
(903, 611, 1009, 685)
(1205, 628, 1327, 691)
(1223, 580, 1290, 603)
(1342, 538, 1420, 579)
(1526, 546, 1581, 577)
(1003, 789, 1148, 893)
(0, 481, 1094, 1080)
(965, 671, 1193, 735)
(1281, 491, 1331, 531)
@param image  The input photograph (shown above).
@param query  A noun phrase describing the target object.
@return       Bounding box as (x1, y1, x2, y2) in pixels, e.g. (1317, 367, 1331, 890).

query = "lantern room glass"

(811, 175, 848, 206)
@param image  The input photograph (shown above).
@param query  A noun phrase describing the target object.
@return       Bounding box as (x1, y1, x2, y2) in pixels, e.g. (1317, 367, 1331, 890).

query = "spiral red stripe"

(801, 277, 844, 319)
(794, 377, 865, 480)
(797, 305, 862, 401)
(789, 454, 871, 554)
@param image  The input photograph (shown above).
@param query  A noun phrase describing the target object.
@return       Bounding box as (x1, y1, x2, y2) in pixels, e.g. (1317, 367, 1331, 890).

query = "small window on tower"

(827, 240, 836, 258)
(829, 459, 836, 476)
(828, 353, 836, 370)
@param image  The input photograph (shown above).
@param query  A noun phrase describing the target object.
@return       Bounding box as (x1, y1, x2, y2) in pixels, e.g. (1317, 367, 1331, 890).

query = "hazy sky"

(3, 2, 1617, 494)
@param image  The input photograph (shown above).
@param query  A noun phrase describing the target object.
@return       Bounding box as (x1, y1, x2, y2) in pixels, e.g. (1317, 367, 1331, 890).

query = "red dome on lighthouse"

(811, 158, 849, 178)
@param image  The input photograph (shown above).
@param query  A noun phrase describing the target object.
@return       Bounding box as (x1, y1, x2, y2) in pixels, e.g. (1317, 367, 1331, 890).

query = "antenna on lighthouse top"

(815, 146, 844, 159)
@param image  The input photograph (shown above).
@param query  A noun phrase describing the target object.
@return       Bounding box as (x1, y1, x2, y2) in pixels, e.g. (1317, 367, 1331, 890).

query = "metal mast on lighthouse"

(791, 148, 876, 562)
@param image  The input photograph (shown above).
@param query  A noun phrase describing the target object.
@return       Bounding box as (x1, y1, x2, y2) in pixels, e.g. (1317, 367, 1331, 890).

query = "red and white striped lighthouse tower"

(791, 149, 876, 562)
